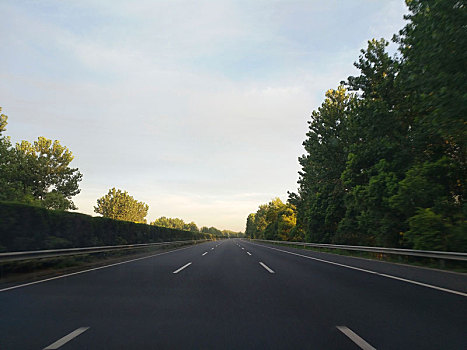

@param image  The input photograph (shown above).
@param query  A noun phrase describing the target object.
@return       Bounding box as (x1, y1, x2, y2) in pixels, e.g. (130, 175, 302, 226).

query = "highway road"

(1, 239, 466, 349)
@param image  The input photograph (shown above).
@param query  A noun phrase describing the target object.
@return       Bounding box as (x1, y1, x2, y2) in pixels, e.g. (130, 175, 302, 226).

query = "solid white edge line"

(202, 252, 208, 256)
(259, 262, 275, 274)
(246, 242, 467, 297)
(247, 252, 252, 256)
(44, 327, 90, 349)
(1, 244, 200, 293)
(173, 262, 192, 274)
(336, 326, 376, 350)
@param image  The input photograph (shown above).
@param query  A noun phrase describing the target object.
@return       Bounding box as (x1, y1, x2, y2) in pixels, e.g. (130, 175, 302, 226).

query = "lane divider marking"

(44, 327, 90, 349)
(1, 244, 200, 293)
(173, 262, 192, 274)
(202, 252, 208, 256)
(247, 252, 252, 256)
(336, 326, 376, 350)
(259, 262, 275, 274)
(246, 242, 467, 297)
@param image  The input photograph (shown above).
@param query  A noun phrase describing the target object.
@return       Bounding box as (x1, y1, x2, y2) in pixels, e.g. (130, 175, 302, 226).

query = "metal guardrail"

(0, 239, 210, 262)
(250, 239, 467, 261)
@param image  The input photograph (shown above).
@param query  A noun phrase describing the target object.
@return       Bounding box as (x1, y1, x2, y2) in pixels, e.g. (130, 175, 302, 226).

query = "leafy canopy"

(94, 188, 149, 223)
(255, 0, 466, 252)
(245, 198, 298, 241)
(0, 108, 82, 210)
(151, 217, 200, 232)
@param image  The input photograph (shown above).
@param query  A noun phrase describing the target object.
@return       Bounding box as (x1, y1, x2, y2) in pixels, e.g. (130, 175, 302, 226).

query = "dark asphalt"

(1, 239, 466, 349)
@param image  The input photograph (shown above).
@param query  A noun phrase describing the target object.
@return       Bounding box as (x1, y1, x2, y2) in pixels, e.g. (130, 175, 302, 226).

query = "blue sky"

(0, 0, 408, 231)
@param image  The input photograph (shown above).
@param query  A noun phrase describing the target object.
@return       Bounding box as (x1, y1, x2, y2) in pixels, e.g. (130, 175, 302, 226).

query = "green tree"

(291, 86, 354, 243)
(246, 198, 297, 241)
(276, 205, 297, 241)
(253, 204, 269, 239)
(222, 230, 243, 237)
(207, 226, 222, 236)
(13, 137, 83, 210)
(0, 109, 82, 210)
(335, 38, 409, 247)
(199, 226, 222, 236)
(0, 107, 7, 133)
(94, 188, 149, 223)
(0, 108, 15, 200)
(150, 217, 198, 231)
(151, 216, 172, 228)
(166, 217, 185, 229)
(290, 0, 465, 251)
(245, 213, 256, 238)
(185, 222, 199, 232)
(389, 0, 466, 250)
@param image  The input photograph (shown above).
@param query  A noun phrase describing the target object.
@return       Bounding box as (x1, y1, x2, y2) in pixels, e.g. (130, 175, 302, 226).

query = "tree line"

(94, 188, 242, 236)
(151, 216, 242, 237)
(0, 111, 239, 241)
(245, 198, 298, 241)
(246, 0, 466, 252)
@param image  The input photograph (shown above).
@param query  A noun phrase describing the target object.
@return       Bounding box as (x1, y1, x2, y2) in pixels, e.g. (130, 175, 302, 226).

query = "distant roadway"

(1, 239, 466, 349)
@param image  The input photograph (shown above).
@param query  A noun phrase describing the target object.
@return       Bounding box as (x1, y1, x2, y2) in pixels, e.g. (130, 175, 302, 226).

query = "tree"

(206, 226, 222, 235)
(150, 217, 199, 232)
(0, 107, 7, 133)
(291, 86, 354, 243)
(185, 222, 199, 232)
(13, 137, 83, 210)
(222, 230, 244, 237)
(151, 216, 171, 228)
(0, 109, 82, 210)
(94, 188, 149, 223)
(389, 0, 466, 250)
(0, 108, 15, 200)
(337, 38, 406, 247)
(245, 213, 256, 238)
(246, 198, 297, 241)
(151, 217, 185, 229)
(288, 0, 465, 251)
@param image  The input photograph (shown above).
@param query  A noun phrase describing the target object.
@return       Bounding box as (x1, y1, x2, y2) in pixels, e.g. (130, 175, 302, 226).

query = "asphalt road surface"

(1, 239, 466, 349)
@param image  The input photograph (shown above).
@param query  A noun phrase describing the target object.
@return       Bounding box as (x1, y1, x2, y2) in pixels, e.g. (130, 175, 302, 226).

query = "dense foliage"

(0, 201, 212, 252)
(151, 217, 243, 237)
(151, 217, 199, 232)
(94, 188, 149, 223)
(245, 198, 298, 241)
(246, 0, 466, 252)
(219, 229, 243, 238)
(0, 109, 82, 210)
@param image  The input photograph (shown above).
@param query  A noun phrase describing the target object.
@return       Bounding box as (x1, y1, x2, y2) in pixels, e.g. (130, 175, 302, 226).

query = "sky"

(0, 0, 408, 232)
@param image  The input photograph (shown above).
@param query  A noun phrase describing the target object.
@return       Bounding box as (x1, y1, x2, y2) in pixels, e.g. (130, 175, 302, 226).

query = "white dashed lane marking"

(173, 262, 192, 274)
(259, 262, 275, 274)
(43, 327, 90, 349)
(336, 326, 376, 350)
